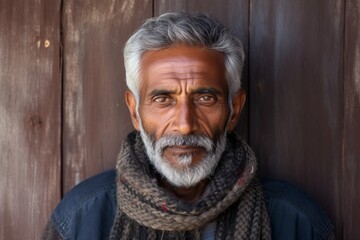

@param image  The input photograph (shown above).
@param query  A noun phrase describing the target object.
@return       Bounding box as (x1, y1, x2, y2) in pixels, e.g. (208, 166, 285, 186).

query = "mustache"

(153, 134, 215, 154)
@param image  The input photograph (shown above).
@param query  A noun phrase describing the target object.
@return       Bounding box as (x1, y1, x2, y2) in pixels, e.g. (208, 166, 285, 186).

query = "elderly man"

(43, 12, 334, 240)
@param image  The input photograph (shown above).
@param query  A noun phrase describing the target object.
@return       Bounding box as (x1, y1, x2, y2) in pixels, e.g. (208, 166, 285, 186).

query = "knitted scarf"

(109, 131, 271, 240)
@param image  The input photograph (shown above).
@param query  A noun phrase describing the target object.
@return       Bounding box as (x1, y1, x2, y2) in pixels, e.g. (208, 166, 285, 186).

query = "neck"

(159, 177, 209, 203)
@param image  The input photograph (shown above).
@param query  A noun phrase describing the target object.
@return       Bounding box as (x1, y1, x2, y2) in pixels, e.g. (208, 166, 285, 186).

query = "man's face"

(126, 46, 245, 187)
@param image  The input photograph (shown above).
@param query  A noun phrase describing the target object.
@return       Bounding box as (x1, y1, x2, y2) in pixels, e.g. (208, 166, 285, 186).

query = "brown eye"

(196, 95, 217, 105)
(154, 96, 168, 103)
(199, 95, 213, 102)
(152, 96, 174, 106)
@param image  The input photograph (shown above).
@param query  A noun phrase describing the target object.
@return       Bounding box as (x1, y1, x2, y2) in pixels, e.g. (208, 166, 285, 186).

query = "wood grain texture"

(2, 0, 359, 238)
(343, 0, 360, 238)
(249, 0, 344, 237)
(0, 0, 61, 239)
(154, 0, 250, 139)
(62, 0, 153, 193)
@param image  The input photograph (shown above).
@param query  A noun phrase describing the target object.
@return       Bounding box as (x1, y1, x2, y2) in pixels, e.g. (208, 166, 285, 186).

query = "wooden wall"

(0, 0, 359, 239)
(343, 0, 360, 238)
(249, 0, 344, 235)
(61, 0, 152, 194)
(0, 0, 61, 239)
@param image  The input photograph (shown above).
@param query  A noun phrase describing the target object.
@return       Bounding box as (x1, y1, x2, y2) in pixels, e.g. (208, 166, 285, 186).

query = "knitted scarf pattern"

(109, 131, 271, 240)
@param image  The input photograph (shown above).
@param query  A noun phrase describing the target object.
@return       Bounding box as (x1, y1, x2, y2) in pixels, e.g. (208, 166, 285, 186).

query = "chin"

(156, 156, 218, 188)
(138, 124, 227, 187)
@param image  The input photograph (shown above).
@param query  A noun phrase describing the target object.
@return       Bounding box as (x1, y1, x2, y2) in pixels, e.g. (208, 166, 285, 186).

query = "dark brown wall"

(0, 0, 359, 239)
(249, 0, 344, 236)
(343, 0, 360, 238)
(0, 0, 61, 239)
(62, 0, 153, 194)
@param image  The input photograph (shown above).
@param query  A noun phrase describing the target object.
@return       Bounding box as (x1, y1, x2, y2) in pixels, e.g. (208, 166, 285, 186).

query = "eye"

(153, 96, 167, 102)
(196, 95, 217, 105)
(199, 95, 214, 101)
(152, 95, 174, 106)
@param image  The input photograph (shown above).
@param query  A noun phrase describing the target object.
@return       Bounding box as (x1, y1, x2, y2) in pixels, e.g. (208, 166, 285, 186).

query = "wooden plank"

(249, 0, 343, 237)
(0, 0, 61, 239)
(343, 0, 360, 238)
(154, 0, 250, 139)
(62, 0, 153, 193)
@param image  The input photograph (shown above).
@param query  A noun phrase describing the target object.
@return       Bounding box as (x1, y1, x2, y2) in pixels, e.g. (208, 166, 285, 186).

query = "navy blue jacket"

(44, 170, 334, 239)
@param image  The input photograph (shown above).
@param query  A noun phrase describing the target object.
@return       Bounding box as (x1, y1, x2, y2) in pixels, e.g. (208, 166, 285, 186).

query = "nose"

(173, 98, 196, 135)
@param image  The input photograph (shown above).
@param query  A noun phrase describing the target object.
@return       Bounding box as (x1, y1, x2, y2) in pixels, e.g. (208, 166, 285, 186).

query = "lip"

(165, 146, 203, 154)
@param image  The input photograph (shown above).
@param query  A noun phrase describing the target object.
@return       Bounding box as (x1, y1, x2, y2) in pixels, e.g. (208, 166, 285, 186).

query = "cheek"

(138, 106, 171, 135)
(196, 106, 230, 134)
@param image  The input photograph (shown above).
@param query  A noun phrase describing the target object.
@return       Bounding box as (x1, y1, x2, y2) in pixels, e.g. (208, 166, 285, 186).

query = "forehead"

(141, 46, 225, 70)
(140, 46, 227, 90)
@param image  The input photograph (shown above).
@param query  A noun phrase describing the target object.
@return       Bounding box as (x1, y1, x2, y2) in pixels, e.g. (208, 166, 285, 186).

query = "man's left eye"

(200, 96, 212, 101)
(196, 95, 216, 104)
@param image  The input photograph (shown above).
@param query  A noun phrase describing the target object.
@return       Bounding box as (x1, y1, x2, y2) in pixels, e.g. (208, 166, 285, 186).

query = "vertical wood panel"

(0, 0, 61, 239)
(1, 0, 358, 238)
(62, 0, 153, 193)
(249, 0, 343, 237)
(343, 0, 360, 238)
(154, 0, 250, 139)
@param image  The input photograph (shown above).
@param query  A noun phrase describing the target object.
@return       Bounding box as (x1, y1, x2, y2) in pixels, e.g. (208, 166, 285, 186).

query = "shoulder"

(262, 178, 334, 240)
(49, 169, 117, 240)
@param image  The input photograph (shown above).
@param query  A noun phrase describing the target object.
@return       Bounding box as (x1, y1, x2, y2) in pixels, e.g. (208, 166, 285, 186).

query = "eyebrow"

(148, 89, 176, 96)
(191, 88, 221, 95)
(148, 87, 221, 97)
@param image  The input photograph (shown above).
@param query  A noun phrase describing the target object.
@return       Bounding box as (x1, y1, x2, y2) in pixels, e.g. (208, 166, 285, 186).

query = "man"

(43, 12, 334, 239)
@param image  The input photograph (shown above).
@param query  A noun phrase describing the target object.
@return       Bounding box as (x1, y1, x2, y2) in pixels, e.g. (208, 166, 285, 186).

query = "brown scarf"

(109, 131, 271, 239)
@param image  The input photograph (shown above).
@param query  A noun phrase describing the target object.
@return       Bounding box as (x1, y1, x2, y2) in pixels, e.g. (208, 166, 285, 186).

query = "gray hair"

(124, 12, 245, 102)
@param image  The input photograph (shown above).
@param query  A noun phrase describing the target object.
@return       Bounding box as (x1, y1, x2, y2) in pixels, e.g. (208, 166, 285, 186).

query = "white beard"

(139, 126, 227, 188)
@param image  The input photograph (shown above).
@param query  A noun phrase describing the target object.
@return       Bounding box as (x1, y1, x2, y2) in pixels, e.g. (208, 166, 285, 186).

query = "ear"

(125, 90, 140, 130)
(226, 89, 246, 131)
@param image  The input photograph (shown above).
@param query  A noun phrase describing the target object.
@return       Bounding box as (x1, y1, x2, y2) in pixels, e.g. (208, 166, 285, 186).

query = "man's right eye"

(152, 96, 173, 105)
(153, 96, 167, 102)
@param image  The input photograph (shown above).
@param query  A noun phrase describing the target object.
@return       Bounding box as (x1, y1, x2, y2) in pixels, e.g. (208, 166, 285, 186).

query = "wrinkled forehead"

(142, 45, 224, 61)
(139, 46, 227, 91)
